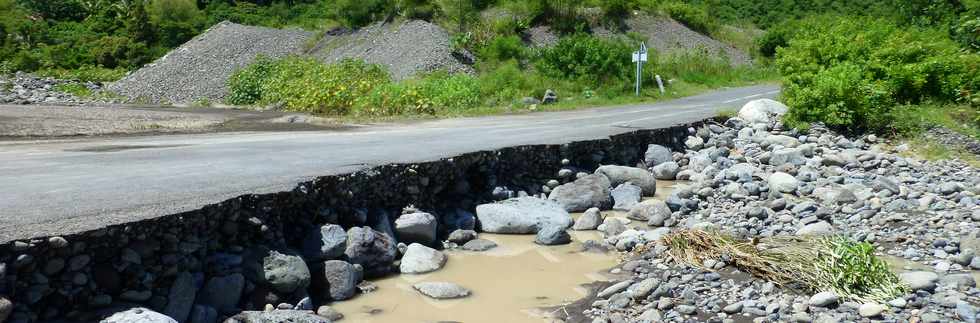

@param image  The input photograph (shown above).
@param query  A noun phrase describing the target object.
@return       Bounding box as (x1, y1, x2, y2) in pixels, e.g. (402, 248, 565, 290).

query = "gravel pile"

(108, 21, 311, 104)
(925, 126, 980, 155)
(0, 72, 101, 105)
(309, 20, 474, 81)
(625, 15, 752, 66)
(523, 99, 980, 322)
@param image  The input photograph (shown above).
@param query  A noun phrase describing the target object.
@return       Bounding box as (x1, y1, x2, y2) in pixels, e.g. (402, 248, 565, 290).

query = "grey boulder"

(447, 229, 477, 244)
(320, 260, 359, 301)
(626, 199, 671, 224)
(644, 144, 673, 167)
(243, 248, 311, 295)
(163, 272, 197, 322)
(548, 174, 612, 212)
(572, 208, 603, 230)
(651, 162, 680, 180)
(596, 165, 658, 195)
(534, 226, 572, 245)
(344, 226, 398, 274)
(738, 99, 788, 124)
(611, 183, 642, 211)
(395, 212, 438, 245)
(101, 308, 177, 323)
(399, 243, 447, 274)
(302, 224, 347, 260)
(476, 197, 572, 234)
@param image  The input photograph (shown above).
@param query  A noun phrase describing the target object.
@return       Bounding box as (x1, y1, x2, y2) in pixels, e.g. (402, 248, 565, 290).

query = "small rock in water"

(316, 306, 344, 321)
(447, 229, 477, 244)
(535, 226, 571, 245)
(399, 243, 447, 274)
(900, 271, 939, 291)
(462, 239, 497, 251)
(413, 282, 471, 299)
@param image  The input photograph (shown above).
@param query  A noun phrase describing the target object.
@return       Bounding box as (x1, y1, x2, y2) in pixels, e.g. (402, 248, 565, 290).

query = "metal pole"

(635, 58, 641, 96)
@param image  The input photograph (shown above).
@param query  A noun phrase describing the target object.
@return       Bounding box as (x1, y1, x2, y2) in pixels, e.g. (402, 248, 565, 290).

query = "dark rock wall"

(0, 121, 699, 322)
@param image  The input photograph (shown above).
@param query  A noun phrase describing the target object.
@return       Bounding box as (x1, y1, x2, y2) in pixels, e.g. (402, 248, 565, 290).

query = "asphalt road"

(0, 84, 779, 242)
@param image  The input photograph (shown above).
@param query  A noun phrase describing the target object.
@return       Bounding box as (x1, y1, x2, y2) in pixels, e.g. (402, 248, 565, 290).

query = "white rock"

(739, 99, 788, 124)
(399, 243, 447, 274)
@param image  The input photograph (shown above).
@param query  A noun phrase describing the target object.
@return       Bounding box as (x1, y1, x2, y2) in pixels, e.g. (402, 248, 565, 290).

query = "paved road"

(0, 84, 779, 242)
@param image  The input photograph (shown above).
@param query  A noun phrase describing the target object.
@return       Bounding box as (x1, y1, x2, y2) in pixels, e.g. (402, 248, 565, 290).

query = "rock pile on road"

(108, 21, 311, 104)
(0, 72, 101, 105)
(570, 99, 980, 323)
(309, 20, 474, 81)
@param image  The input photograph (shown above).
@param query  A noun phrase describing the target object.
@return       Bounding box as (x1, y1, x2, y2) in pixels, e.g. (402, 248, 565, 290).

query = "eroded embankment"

(0, 120, 701, 323)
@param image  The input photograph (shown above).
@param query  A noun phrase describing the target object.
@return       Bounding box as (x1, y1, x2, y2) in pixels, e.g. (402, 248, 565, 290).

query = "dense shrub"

(356, 72, 481, 116)
(227, 57, 390, 114)
(776, 16, 978, 132)
(535, 34, 633, 84)
(599, 0, 631, 19)
(479, 35, 525, 62)
(328, 0, 389, 28)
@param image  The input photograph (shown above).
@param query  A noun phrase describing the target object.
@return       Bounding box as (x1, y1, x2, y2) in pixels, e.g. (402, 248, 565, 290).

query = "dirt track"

(0, 104, 350, 139)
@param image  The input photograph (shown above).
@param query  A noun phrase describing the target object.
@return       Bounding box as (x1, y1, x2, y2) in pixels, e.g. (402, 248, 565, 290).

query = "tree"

(436, 0, 477, 33)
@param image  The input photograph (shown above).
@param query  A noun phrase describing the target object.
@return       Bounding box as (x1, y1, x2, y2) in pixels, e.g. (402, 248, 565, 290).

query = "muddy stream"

(331, 182, 683, 323)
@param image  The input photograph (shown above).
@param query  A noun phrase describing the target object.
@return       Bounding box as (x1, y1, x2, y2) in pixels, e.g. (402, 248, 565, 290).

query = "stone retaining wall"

(0, 121, 701, 323)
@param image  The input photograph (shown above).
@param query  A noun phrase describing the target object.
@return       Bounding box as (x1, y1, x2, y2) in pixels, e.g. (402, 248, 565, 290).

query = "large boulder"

(198, 274, 245, 314)
(243, 248, 311, 295)
(476, 197, 573, 233)
(644, 144, 673, 167)
(573, 208, 603, 230)
(651, 162, 679, 180)
(301, 224, 347, 260)
(611, 183, 642, 211)
(626, 199, 671, 224)
(394, 212, 438, 245)
(738, 99, 788, 124)
(768, 172, 799, 194)
(548, 174, 612, 212)
(796, 221, 833, 235)
(101, 308, 177, 323)
(596, 165, 658, 196)
(399, 243, 447, 274)
(223, 310, 329, 323)
(319, 260, 359, 301)
(344, 227, 398, 275)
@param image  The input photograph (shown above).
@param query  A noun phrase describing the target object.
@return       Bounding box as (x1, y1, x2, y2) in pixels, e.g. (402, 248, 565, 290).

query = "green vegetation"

(228, 33, 774, 118)
(774, 16, 979, 133)
(662, 229, 907, 303)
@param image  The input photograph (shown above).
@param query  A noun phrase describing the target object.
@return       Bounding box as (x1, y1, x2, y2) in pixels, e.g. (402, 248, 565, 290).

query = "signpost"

(632, 42, 648, 96)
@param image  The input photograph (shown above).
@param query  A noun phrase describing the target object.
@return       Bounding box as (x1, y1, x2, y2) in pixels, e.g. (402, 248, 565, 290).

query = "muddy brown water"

(332, 181, 685, 323)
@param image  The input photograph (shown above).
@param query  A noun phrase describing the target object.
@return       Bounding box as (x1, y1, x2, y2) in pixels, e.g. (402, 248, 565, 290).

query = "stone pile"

(572, 99, 980, 323)
(0, 72, 102, 105)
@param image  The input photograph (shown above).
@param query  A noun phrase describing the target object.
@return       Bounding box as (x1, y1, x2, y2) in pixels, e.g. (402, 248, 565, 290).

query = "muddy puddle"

(332, 181, 685, 323)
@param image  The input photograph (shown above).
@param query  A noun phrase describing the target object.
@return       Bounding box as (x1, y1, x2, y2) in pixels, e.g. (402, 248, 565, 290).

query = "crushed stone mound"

(108, 21, 311, 104)
(625, 15, 751, 66)
(310, 20, 474, 80)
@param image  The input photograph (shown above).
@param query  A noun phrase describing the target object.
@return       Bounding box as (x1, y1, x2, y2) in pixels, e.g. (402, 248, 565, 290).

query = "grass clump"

(661, 229, 907, 303)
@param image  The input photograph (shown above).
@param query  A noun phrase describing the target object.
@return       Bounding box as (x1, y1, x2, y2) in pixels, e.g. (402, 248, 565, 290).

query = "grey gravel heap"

(310, 20, 474, 81)
(108, 21, 311, 104)
(0, 72, 101, 104)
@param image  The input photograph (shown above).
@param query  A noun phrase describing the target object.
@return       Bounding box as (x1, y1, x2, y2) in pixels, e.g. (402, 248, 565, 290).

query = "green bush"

(227, 57, 390, 114)
(535, 34, 632, 84)
(599, 0, 631, 19)
(355, 72, 481, 116)
(662, 2, 718, 35)
(777, 16, 978, 132)
(479, 35, 525, 62)
(328, 0, 389, 28)
(37, 65, 127, 82)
